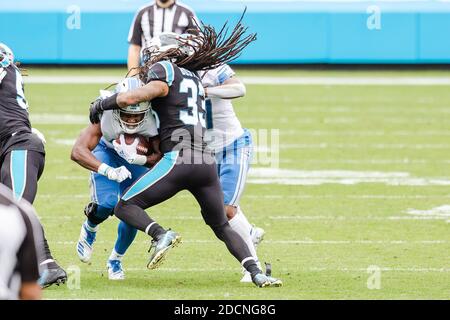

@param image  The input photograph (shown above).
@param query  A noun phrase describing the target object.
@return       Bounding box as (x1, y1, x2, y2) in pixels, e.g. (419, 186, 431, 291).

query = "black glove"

(89, 98, 103, 124)
(89, 93, 120, 124)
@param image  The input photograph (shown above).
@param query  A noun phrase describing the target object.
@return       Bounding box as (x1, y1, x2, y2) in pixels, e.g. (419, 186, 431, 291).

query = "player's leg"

(218, 142, 262, 282)
(114, 151, 183, 269)
(0, 150, 67, 287)
(107, 163, 148, 280)
(77, 145, 120, 263)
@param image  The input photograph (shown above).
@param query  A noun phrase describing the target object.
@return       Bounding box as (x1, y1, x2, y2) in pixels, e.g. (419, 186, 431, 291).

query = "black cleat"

(39, 265, 67, 289)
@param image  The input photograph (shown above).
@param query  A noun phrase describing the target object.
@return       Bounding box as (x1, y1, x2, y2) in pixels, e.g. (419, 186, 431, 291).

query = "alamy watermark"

(367, 265, 381, 290)
(66, 5, 81, 30)
(169, 127, 280, 168)
(367, 5, 382, 31)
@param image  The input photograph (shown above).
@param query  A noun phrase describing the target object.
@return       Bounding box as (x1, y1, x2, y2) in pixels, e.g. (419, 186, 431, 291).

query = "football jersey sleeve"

(216, 65, 236, 85)
(147, 61, 175, 87)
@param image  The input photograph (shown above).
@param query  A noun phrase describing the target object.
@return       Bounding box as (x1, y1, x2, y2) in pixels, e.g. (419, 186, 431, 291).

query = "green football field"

(24, 67, 450, 300)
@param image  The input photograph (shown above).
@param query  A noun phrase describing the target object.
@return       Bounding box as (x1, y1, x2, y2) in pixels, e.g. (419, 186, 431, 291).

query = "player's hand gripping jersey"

(146, 61, 207, 153)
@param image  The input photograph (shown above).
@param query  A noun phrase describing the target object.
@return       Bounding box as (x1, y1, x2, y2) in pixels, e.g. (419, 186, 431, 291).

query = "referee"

(0, 184, 44, 300)
(127, 0, 198, 73)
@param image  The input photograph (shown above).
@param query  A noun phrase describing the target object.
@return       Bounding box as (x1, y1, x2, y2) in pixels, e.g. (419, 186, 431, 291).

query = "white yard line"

(53, 239, 449, 245)
(25, 75, 450, 86)
(83, 266, 450, 273)
(54, 168, 450, 186)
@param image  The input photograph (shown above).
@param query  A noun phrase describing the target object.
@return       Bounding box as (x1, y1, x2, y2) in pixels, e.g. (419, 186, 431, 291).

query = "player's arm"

(205, 77, 246, 100)
(127, 44, 142, 76)
(71, 124, 132, 183)
(147, 137, 162, 167)
(117, 81, 169, 107)
(70, 123, 103, 172)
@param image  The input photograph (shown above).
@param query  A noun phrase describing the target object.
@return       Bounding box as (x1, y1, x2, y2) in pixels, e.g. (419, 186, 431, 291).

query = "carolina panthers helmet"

(141, 32, 182, 64)
(113, 77, 150, 134)
(0, 43, 14, 66)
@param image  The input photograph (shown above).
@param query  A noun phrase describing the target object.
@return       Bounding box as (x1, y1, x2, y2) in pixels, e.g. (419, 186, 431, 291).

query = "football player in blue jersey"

(71, 78, 161, 280)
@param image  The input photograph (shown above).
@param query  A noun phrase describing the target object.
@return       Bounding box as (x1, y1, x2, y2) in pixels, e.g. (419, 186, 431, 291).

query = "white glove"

(31, 128, 46, 144)
(98, 163, 132, 183)
(113, 134, 147, 166)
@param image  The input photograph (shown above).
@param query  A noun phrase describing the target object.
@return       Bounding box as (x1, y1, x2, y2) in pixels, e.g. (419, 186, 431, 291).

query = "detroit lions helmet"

(113, 77, 150, 134)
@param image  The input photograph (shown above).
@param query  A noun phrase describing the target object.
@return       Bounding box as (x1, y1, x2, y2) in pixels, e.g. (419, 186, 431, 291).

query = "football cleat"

(107, 260, 125, 280)
(147, 229, 181, 270)
(252, 273, 283, 288)
(251, 226, 265, 248)
(39, 265, 67, 289)
(77, 222, 98, 263)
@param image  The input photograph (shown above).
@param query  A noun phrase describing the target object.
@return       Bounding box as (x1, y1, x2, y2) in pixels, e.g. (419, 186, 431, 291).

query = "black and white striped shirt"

(0, 184, 44, 300)
(128, 1, 198, 48)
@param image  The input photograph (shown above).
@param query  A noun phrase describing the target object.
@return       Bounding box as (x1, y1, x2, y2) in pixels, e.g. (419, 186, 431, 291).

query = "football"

(115, 134, 151, 155)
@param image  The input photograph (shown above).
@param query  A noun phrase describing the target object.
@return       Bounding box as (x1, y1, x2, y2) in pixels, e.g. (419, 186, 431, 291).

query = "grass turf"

(23, 68, 450, 299)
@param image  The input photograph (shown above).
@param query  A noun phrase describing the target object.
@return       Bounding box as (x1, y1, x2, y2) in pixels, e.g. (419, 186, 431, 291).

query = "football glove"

(89, 98, 103, 124)
(113, 134, 147, 166)
(97, 163, 132, 183)
(89, 93, 120, 124)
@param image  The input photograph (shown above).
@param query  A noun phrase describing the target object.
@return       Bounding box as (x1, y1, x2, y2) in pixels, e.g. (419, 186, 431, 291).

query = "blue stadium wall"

(1, 0, 450, 64)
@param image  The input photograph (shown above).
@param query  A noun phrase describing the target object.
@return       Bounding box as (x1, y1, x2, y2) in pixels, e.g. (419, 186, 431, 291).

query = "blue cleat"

(107, 260, 125, 280)
(147, 230, 182, 270)
(77, 222, 98, 263)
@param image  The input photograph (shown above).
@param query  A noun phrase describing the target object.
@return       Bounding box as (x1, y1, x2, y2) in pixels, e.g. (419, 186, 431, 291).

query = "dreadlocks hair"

(139, 9, 257, 82)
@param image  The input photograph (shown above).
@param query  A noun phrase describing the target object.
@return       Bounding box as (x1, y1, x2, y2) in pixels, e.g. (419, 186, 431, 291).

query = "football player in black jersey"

(89, 20, 282, 287)
(0, 43, 67, 288)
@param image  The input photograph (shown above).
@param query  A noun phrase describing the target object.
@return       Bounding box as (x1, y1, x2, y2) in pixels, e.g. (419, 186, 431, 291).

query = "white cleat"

(77, 223, 97, 263)
(107, 260, 125, 280)
(251, 226, 265, 248)
(240, 270, 253, 283)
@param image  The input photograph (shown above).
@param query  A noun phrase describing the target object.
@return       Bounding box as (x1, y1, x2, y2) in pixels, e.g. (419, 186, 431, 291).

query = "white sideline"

(24, 75, 450, 86)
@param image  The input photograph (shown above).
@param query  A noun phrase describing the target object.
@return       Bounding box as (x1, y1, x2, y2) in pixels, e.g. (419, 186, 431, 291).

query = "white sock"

(237, 207, 254, 233)
(108, 249, 124, 262)
(229, 208, 261, 269)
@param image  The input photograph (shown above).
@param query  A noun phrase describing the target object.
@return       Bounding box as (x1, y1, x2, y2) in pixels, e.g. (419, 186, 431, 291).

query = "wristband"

(98, 163, 111, 176)
(100, 93, 120, 111)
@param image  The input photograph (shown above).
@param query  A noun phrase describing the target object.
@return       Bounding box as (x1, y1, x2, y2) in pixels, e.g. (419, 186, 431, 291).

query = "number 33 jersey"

(146, 61, 207, 154)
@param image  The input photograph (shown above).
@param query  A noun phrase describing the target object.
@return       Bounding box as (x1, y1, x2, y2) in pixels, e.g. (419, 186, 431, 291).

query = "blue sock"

(114, 221, 138, 255)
